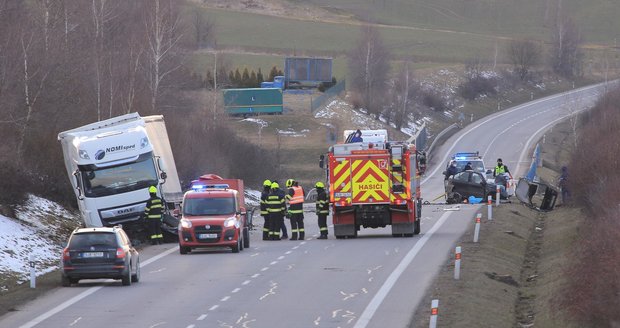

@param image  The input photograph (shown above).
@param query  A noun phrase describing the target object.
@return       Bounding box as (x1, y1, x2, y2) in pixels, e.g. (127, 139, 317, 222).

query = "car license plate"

(82, 252, 104, 258)
(198, 233, 217, 239)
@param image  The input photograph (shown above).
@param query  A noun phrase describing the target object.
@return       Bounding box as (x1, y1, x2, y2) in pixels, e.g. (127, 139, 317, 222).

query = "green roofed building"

(223, 88, 283, 116)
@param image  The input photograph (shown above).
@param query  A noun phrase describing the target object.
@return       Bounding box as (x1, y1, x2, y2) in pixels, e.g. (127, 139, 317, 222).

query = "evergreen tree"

(257, 68, 264, 85)
(250, 71, 257, 87)
(234, 69, 242, 87)
(241, 68, 250, 87)
(268, 66, 279, 82)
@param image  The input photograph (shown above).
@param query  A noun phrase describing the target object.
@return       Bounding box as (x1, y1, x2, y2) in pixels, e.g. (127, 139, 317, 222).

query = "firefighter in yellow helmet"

(260, 179, 272, 240)
(315, 181, 329, 239)
(144, 186, 164, 245)
(285, 179, 305, 240)
(267, 181, 286, 240)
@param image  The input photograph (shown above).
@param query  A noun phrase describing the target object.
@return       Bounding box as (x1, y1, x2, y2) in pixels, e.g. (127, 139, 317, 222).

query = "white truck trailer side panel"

(144, 115, 183, 204)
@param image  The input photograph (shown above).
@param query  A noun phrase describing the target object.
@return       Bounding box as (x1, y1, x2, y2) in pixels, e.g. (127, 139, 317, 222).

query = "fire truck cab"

(320, 130, 422, 238)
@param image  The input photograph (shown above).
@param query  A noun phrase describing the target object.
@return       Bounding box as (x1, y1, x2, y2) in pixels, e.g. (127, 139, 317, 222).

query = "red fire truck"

(319, 130, 422, 238)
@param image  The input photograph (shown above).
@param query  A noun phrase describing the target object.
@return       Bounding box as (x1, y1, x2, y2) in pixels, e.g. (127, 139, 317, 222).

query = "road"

(0, 82, 610, 328)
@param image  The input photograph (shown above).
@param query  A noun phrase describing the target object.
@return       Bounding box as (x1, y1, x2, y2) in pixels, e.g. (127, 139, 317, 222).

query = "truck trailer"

(58, 113, 182, 238)
(320, 130, 422, 238)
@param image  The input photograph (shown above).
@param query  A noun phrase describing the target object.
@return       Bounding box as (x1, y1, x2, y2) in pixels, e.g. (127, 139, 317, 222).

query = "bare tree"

(348, 24, 390, 116)
(191, 10, 214, 49)
(387, 61, 418, 130)
(550, 16, 584, 78)
(144, 0, 183, 113)
(508, 39, 541, 80)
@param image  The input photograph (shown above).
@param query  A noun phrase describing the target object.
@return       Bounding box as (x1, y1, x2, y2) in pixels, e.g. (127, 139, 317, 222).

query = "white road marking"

(343, 310, 356, 324)
(269, 261, 278, 265)
(362, 288, 368, 294)
(332, 309, 342, 318)
(186, 325, 195, 328)
(277, 256, 285, 260)
(68, 317, 81, 326)
(261, 267, 269, 271)
(251, 273, 260, 278)
(232, 288, 241, 293)
(353, 211, 453, 328)
(148, 268, 166, 274)
(242, 280, 251, 285)
(314, 316, 321, 325)
(149, 322, 166, 328)
(300, 241, 307, 245)
(197, 314, 207, 321)
(340, 291, 358, 301)
(209, 305, 219, 311)
(250, 253, 259, 257)
(292, 246, 299, 249)
(221, 296, 230, 302)
(285, 251, 292, 254)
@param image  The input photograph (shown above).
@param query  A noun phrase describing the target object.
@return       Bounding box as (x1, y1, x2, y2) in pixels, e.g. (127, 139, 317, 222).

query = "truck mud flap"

(334, 224, 357, 239)
(392, 223, 414, 237)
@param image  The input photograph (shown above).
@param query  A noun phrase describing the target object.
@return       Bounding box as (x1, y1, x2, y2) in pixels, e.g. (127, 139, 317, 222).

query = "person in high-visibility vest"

(267, 182, 286, 240)
(144, 186, 164, 245)
(315, 181, 329, 239)
(285, 179, 305, 240)
(260, 179, 272, 240)
(493, 158, 510, 177)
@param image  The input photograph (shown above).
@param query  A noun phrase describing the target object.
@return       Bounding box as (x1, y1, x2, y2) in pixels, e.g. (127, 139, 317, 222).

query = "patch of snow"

(277, 128, 307, 137)
(244, 189, 261, 207)
(241, 118, 268, 128)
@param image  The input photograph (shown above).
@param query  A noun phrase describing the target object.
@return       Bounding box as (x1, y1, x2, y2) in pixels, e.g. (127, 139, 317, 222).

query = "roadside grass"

(412, 118, 581, 327)
(197, 7, 503, 63)
(294, 0, 620, 44)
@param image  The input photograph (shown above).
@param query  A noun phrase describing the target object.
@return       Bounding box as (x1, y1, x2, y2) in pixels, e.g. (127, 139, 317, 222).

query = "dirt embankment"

(412, 119, 581, 328)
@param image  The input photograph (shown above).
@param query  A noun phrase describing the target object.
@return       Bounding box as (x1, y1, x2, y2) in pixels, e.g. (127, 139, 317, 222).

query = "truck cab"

(178, 182, 249, 254)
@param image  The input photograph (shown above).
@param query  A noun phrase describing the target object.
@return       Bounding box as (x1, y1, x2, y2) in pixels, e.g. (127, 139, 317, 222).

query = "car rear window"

(69, 232, 118, 248)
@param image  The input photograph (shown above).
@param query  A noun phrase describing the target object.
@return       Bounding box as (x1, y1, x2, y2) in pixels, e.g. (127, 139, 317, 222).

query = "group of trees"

(0, 0, 275, 207)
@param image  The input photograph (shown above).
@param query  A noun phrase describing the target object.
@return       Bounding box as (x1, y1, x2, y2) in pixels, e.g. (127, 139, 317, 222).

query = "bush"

(422, 90, 448, 111)
(458, 75, 497, 100)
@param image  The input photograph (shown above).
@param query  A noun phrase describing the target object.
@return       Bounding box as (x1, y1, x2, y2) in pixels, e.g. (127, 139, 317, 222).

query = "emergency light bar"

(191, 183, 229, 191)
(453, 152, 480, 160)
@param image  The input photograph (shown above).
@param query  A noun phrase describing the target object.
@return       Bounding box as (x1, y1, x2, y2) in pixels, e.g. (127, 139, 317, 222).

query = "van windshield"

(79, 152, 158, 197)
(183, 197, 236, 216)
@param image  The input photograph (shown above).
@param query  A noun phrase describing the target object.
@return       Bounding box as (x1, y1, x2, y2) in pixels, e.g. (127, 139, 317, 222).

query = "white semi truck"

(58, 113, 182, 238)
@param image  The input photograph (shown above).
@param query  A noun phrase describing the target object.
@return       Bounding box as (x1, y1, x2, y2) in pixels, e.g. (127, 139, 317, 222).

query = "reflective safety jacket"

(260, 187, 271, 216)
(267, 188, 286, 216)
(144, 195, 164, 220)
(494, 164, 508, 177)
(286, 186, 304, 214)
(316, 188, 329, 215)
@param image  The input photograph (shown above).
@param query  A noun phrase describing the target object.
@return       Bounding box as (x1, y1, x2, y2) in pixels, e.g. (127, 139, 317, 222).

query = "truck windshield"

(183, 197, 236, 216)
(79, 152, 158, 198)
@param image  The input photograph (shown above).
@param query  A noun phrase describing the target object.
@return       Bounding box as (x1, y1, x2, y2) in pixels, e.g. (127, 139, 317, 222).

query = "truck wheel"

(414, 219, 421, 235)
(239, 233, 244, 251)
(243, 227, 250, 248)
(335, 235, 345, 239)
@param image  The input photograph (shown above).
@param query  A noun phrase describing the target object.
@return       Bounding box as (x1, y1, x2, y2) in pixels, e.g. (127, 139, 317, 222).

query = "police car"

(447, 152, 492, 178)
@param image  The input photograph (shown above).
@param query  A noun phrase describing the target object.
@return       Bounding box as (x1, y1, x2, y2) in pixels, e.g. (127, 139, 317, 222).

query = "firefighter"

(144, 186, 164, 245)
(285, 179, 305, 240)
(272, 180, 288, 239)
(260, 179, 272, 240)
(493, 158, 510, 178)
(315, 181, 329, 239)
(267, 181, 286, 240)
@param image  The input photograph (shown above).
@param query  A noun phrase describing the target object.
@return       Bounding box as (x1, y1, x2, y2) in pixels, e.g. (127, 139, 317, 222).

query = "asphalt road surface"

(0, 82, 611, 328)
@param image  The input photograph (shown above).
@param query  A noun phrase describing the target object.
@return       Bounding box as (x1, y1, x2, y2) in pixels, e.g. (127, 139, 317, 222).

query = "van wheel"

(232, 238, 240, 253)
(243, 227, 250, 248)
(239, 234, 244, 251)
(179, 246, 190, 254)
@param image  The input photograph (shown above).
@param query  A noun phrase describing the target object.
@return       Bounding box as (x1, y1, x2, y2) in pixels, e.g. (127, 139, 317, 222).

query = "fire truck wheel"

(336, 235, 345, 239)
(414, 219, 421, 235)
